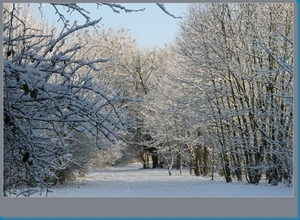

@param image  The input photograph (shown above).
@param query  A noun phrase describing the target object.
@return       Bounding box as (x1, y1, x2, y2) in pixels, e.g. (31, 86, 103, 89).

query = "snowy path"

(41, 163, 293, 197)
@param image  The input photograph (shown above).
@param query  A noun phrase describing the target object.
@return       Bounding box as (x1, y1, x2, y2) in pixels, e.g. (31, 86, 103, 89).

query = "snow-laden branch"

(51, 3, 92, 24)
(156, 3, 182, 19)
(3, 3, 138, 196)
(99, 3, 145, 13)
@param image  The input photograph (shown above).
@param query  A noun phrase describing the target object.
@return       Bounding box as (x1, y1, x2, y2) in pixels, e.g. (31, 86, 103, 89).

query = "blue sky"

(43, 3, 189, 48)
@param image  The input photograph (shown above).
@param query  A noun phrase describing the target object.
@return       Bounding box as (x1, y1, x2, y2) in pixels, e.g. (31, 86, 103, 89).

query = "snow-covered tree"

(3, 2, 184, 196)
(3, 3, 135, 196)
(174, 3, 293, 184)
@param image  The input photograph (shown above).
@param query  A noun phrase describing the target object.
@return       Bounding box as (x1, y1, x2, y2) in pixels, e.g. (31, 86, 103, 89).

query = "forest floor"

(34, 163, 293, 197)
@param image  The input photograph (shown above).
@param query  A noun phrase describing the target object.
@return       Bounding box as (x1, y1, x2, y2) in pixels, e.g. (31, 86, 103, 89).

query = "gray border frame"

(0, 0, 298, 218)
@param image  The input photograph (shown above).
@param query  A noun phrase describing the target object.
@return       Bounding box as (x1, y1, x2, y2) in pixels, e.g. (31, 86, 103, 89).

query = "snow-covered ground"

(30, 163, 293, 197)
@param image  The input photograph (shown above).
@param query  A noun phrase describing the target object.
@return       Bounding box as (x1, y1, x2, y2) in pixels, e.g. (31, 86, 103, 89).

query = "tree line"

(3, 3, 293, 196)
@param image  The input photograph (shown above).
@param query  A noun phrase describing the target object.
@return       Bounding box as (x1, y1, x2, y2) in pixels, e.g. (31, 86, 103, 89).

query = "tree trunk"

(152, 153, 158, 168)
(168, 162, 174, 176)
(164, 156, 174, 176)
(195, 147, 201, 176)
(177, 153, 183, 175)
(189, 146, 194, 175)
(146, 153, 150, 168)
(223, 154, 232, 183)
(203, 146, 209, 176)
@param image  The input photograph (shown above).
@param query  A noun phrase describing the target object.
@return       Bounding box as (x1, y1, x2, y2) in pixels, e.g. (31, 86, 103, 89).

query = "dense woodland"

(3, 3, 294, 196)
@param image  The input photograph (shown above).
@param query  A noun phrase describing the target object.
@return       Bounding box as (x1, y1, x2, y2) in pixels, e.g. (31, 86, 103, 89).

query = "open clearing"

(32, 163, 294, 197)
